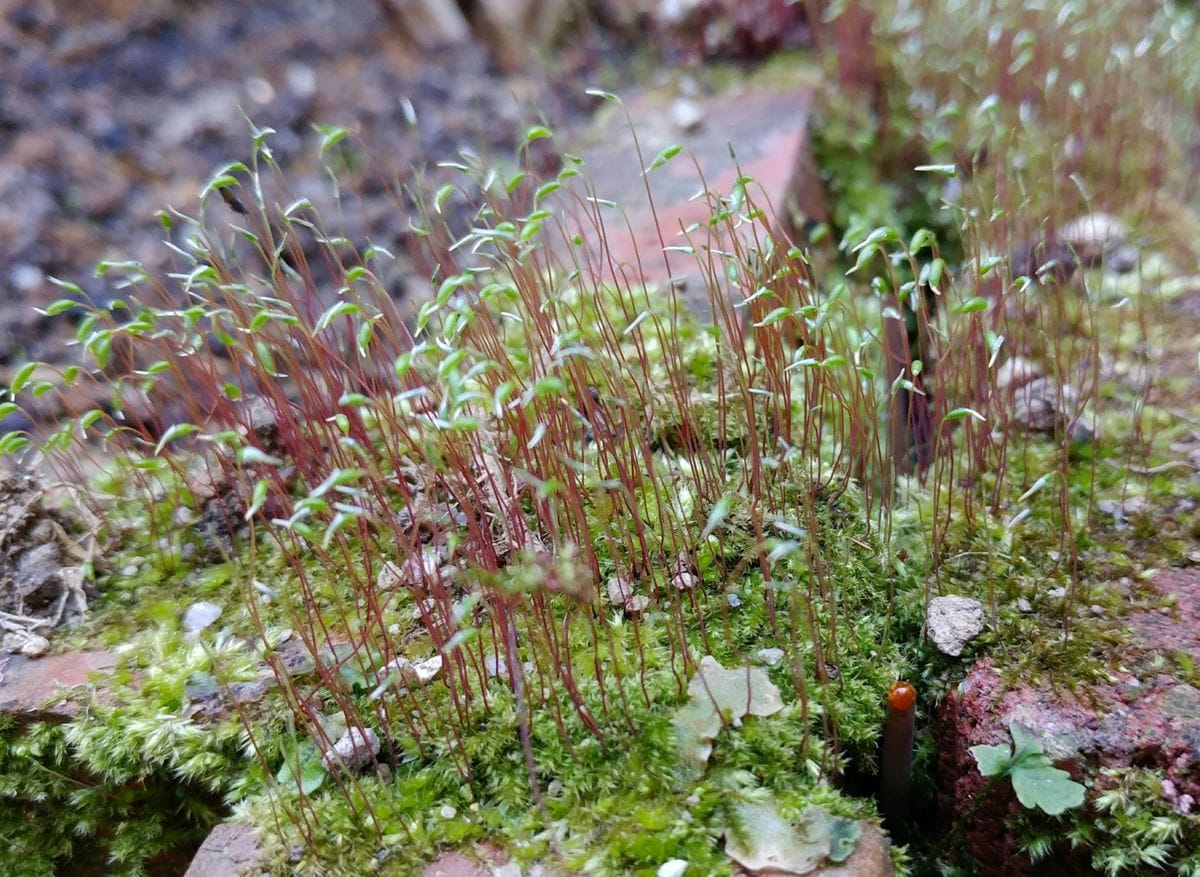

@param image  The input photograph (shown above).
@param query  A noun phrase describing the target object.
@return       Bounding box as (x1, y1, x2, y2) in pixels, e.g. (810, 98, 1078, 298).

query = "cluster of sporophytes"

(1, 2, 1198, 873)
(2, 119, 931, 873)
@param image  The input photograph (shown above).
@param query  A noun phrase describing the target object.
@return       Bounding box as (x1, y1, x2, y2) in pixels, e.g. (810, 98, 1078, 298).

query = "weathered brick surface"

(939, 569, 1200, 875)
(421, 850, 492, 877)
(555, 84, 821, 311)
(0, 649, 115, 722)
(183, 823, 262, 877)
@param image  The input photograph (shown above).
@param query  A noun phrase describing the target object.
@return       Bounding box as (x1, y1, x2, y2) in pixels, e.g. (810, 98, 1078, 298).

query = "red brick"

(0, 649, 116, 723)
(184, 823, 262, 877)
(555, 84, 821, 310)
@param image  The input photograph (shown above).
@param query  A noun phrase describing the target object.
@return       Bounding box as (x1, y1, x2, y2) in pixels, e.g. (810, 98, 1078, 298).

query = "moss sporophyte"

(2, 1, 1199, 873)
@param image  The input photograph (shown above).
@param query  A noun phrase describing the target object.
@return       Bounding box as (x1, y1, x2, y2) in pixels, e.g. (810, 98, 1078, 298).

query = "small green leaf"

(315, 300, 359, 332)
(245, 480, 269, 520)
(1011, 763, 1086, 815)
(532, 376, 565, 398)
(754, 307, 793, 327)
(9, 362, 37, 396)
(970, 743, 1013, 777)
(534, 181, 560, 203)
(952, 296, 990, 315)
(701, 494, 733, 539)
(43, 298, 80, 317)
(944, 407, 986, 423)
(316, 124, 348, 157)
(155, 423, 198, 455)
(276, 743, 327, 795)
(584, 88, 620, 103)
(647, 144, 683, 172)
(1008, 720, 1046, 759)
(522, 125, 553, 146)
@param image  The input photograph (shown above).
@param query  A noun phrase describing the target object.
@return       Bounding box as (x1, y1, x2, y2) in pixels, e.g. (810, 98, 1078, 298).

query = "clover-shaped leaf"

(969, 742, 1013, 777)
(1011, 762, 1085, 815)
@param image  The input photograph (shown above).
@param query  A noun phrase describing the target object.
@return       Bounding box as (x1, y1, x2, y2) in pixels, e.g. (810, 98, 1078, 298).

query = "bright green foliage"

(0, 633, 269, 876)
(970, 720, 1085, 816)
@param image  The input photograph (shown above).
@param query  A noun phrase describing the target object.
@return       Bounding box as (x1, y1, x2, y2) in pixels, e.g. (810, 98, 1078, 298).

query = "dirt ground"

(0, 0, 610, 430)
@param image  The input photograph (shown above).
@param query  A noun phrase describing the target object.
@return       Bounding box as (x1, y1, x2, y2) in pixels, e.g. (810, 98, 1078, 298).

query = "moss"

(0, 632, 272, 875)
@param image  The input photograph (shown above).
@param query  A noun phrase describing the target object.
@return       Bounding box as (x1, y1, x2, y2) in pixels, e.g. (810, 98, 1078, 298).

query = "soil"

(0, 0, 610, 432)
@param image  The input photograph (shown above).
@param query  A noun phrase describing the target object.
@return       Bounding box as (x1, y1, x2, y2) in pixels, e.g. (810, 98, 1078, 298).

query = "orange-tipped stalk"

(880, 680, 916, 825)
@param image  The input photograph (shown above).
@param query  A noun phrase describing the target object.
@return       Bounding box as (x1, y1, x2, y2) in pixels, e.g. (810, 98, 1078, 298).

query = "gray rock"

(14, 543, 64, 609)
(182, 601, 223, 634)
(184, 823, 262, 877)
(927, 595, 984, 657)
(324, 726, 380, 772)
(757, 647, 785, 667)
(1010, 377, 1078, 434)
(670, 98, 705, 133)
(380, 0, 470, 48)
(381, 654, 443, 687)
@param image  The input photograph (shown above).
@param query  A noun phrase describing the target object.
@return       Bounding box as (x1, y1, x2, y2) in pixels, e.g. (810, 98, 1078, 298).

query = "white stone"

(670, 98, 704, 133)
(672, 570, 698, 591)
(324, 726, 380, 772)
(182, 601, 223, 634)
(658, 860, 689, 877)
(413, 655, 443, 684)
(757, 647, 785, 667)
(926, 595, 983, 657)
(606, 575, 633, 606)
(626, 594, 651, 613)
(995, 356, 1041, 392)
(23, 634, 51, 657)
(383, 654, 443, 687)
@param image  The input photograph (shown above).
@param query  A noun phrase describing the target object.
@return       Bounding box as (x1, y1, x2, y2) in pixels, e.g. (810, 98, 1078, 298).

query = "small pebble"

(927, 595, 984, 657)
(658, 860, 689, 877)
(9, 263, 44, 292)
(757, 647, 785, 666)
(727, 593, 741, 608)
(1016, 597, 1033, 614)
(483, 654, 505, 678)
(439, 804, 457, 819)
(19, 633, 51, 657)
(323, 726, 380, 772)
(1046, 587, 1067, 600)
(182, 601, 222, 634)
(670, 98, 704, 132)
(245, 76, 275, 105)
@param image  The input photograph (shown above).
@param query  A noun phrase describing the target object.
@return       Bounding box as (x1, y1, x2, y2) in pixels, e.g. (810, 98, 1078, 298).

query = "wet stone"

(0, 649, 116, 723)
(182, 601, 223, 634)
(184, 823, 262, 877)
